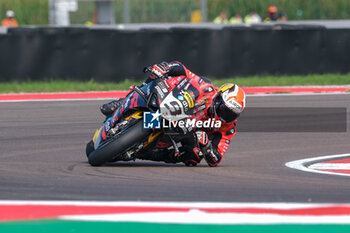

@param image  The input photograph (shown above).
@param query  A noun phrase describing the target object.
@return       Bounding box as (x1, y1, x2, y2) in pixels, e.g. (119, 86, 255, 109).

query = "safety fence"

(0, 24, 349, 81)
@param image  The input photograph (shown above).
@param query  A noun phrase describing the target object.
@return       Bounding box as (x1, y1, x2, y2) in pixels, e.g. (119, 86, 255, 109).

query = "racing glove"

(178, 145, 204, 167)
(202, 143, 222, 167)
(150, 62, 170, 79)
(195, 130, 223, 167)
(195, 130, 209, 148)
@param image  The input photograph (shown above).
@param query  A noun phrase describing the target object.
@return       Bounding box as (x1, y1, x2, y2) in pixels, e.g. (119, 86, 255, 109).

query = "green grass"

(0, 220, 350, 233)
(0, 79, 142, 94)
(0, 74, 349, 94)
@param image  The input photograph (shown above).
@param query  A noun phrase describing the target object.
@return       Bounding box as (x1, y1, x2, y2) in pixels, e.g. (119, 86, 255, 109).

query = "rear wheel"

(88, 120, 152, 166)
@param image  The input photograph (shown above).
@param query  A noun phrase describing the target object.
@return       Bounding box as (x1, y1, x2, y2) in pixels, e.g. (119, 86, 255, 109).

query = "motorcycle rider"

(100, 61, 246, 166)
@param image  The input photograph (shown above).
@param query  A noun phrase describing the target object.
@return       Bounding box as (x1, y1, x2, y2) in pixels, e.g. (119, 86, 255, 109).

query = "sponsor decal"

(226, 128, 235, 135)
(227, 100, 242, 112)
(182, 100, 189, 111)
(155, 86, 165, 98)
(155, 82, 169, 99)
(196, 131, 208, 145)
(193, 105, 206, 114)
(177, 79, 187, 89)
(188, 71, 196, 78)
(143, 111, 161, 129)
(161, 79, 170, 89)
(104, 120, 112, 132)
(210, 152, 218, 161)
(194, 99, 209, 107)
(204, 86, 214, 92)
(183, 92, 194, 108)
(152, 69, 163, 78)
(123, 96, 131, 109)
(158, 82, 168, 93)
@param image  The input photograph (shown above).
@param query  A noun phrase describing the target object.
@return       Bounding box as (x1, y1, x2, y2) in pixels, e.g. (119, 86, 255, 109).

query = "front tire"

(88, 120, 151, 166)
(86, 140, 94, 158)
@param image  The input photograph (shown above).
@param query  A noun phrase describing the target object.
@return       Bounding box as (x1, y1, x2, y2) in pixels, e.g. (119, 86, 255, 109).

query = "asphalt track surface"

(0, 94, 349, 202)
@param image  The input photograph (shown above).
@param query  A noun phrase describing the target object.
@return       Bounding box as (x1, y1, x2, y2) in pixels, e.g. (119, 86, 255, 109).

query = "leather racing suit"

(152, 61, 237, 167)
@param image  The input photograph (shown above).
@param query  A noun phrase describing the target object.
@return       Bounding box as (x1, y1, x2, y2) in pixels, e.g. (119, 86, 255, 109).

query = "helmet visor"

(214, 95, 239, 123)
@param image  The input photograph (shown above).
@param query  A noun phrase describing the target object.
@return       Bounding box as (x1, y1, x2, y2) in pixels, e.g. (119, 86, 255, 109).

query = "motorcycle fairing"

(98, 75, 216, 146)
(110, 79, 170, 126)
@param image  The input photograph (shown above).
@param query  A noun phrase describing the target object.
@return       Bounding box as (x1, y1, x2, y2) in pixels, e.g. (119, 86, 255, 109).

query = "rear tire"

(88, 120, 151, 166)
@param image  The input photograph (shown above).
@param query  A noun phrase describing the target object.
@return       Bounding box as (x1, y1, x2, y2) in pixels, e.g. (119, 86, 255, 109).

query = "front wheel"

(86, 140, 94, 158)
(88, 120, 152, 166)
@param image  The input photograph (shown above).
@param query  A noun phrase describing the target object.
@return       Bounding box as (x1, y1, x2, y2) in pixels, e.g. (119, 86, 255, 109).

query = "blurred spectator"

(85, 9, 98, 26)
(244, 9, 261, 24)
(279, 12, 288, 21)
(264, 5, 279, 22)
(213, 12, 228, 24)
(1, 10, 19, 27)
(191, 10, 202, 23)
(229, 13, 243, 24)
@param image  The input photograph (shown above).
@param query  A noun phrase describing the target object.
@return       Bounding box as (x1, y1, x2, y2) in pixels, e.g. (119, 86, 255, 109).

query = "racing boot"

(100, 98, 124, 117)
(140, 149, 178, 164)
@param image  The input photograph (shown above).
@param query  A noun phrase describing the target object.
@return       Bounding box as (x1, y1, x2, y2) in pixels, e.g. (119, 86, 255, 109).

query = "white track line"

(2, 200, 350, 224)
(61, 211, 350, 224)
(286, 153, 350, 177)
(309, 163, 350, 170)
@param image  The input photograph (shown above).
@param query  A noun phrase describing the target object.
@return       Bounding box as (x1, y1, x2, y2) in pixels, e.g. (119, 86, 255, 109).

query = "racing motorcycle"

(86, 67, 217, 166)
